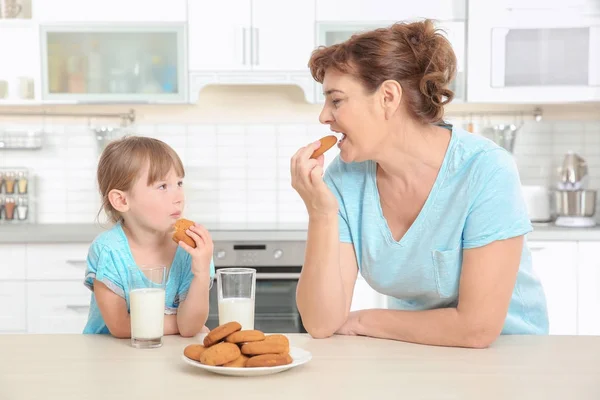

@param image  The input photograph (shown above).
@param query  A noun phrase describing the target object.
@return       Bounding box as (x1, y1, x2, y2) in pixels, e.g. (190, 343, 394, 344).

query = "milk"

(130, 288, 165, 339)
(218, 297, 255, 330)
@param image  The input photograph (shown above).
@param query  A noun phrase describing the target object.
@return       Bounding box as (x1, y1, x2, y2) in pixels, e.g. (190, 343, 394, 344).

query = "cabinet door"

(350, 275, 387, 311)
(188, 0, 251, 71)
(577, 242, 600, 335)
(35, 0, 187, 22)
(26, 243, 90, 280)
(316, 0, 465, 22)
(27, 281, 91, 334)
(528, 241, 578, 335)
(251, 0, 315, 71)
(0, 244, 26, 280)
(0, 283, 27, 333)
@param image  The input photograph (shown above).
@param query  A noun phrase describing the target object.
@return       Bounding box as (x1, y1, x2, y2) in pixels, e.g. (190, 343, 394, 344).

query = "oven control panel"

(213, 241, 305, 267)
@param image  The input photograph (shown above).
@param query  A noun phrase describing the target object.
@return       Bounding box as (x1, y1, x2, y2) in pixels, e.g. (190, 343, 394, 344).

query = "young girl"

(83, 136, 213, 338)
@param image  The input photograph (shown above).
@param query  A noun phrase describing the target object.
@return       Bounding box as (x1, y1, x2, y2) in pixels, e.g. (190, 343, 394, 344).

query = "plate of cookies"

(182, 322, 311, 377)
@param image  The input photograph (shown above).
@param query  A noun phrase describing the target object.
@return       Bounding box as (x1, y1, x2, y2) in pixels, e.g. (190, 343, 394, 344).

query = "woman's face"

(319, 69, 389, 163)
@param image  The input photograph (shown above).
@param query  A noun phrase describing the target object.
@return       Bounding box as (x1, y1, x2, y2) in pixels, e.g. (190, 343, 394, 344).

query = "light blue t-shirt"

(82, 222, 215, 334)
(324, 124, 549, 335)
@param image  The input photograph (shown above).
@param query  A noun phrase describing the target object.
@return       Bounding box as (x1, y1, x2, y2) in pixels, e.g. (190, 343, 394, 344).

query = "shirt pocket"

(431, 248, 462, 299)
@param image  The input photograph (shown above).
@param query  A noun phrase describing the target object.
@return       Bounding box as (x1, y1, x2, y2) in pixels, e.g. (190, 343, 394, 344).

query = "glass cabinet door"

(41, 24, 187, 103)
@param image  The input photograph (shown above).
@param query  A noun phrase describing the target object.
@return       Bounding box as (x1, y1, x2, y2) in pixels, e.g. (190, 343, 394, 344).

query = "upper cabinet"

(35, 0, 187, 22)
(313, 0, 466, 103)
(40, 24, 187, 103)
(187, 0, 316, 72)
(467, 0, 600, 103)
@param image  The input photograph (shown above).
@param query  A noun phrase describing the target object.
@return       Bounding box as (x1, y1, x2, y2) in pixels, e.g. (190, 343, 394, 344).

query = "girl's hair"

(96, 136, 185, 223)
(309, 19, 457, 124)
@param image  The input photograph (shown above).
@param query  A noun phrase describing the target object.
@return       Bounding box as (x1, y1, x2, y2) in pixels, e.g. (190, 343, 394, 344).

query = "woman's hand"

(177, 223, 214, 276)
(335, 311, 362, 336)
(290, 140, 339, 217)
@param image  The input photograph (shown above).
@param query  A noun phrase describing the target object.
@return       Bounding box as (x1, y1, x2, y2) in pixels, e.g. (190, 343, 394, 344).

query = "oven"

(206, 240, 307, 333)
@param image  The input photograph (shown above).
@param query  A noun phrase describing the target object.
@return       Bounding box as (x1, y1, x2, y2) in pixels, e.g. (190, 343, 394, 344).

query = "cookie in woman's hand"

(310, 135, 337, 159)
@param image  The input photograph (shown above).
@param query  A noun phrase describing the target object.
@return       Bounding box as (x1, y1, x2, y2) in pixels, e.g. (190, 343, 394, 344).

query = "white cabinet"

(350, 275, 387, 311)
(26, 243, 90, 281)
(35, 0, 187, 22)
(27, 281, 91, 334)
(467, 0, 600, 103)
(528, 241, 578, 335)
(187, 0, 315, 72)
(188, 0, 251, 71)
(0, 283, 27, 332)
(577, 242, 600, 335)
(0, 245, 26, 280)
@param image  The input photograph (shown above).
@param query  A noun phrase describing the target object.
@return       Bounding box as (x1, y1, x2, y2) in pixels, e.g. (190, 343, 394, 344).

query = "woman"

(290, 19, 548, 348)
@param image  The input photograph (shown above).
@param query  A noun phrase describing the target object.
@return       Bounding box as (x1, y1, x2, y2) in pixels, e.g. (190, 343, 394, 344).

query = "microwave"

(468, 2, 600, 103)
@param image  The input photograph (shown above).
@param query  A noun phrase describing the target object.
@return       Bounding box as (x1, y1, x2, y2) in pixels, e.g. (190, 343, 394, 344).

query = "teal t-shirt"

(324, 125, 549, 335)
(82, 222, 215, 334)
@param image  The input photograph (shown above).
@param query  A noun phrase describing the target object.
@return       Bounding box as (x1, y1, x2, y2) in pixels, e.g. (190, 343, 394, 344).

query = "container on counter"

(0, 167, 34, 224)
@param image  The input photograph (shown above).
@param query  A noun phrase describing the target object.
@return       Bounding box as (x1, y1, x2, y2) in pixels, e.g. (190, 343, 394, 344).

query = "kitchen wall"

(1, 85, 600, 225)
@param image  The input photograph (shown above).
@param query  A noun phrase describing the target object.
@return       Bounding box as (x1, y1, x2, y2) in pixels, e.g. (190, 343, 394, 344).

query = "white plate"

(182, 346, 312, 377)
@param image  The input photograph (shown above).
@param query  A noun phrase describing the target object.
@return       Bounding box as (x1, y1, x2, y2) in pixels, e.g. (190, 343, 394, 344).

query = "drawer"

(26, 243, 90, 280)
(0, 244, 26, 280)
(0, 282, 27, 332)
(27, 281, 91, 334)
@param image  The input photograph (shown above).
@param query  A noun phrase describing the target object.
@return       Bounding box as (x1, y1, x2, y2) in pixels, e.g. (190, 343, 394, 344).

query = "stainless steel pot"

(554, 190, 596, 217)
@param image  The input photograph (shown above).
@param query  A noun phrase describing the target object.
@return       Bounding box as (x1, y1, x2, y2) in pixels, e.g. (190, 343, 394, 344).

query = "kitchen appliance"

(206, 240, 307, 333)
(521, 185, 552, 223)
(554, 152, 597, 227)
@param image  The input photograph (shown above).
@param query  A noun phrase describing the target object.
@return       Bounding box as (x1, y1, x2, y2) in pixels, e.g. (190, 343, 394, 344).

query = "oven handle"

(256, 273, 300, 280)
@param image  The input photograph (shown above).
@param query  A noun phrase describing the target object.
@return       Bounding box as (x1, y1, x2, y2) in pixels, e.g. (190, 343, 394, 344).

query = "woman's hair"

(309, 19, 457, 124)
(97, 136, 185, 223)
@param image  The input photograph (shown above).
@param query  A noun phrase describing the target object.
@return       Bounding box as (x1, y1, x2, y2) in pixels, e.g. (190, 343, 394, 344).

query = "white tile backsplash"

(3, 117, 600, 225)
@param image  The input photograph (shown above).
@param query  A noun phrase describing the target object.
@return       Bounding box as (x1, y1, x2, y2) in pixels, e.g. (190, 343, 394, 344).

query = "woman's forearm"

(296, 213, 347, 337)
(352, 308, 499, 349)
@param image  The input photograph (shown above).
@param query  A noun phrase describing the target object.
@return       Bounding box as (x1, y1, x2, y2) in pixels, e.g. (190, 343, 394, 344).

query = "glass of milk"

(217, 268, 256, 330)
(127, 265, 167, 349)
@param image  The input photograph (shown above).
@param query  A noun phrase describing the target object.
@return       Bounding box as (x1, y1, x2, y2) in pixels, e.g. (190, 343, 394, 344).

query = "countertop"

(1, 334, 599, 399)
(1, 222, 600, 244)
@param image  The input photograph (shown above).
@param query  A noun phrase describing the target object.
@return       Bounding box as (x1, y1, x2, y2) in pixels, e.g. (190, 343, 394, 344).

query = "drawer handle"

(66, 260, 87, 268)
(66, 305, 89, 313)
(529, 247, 545, 252)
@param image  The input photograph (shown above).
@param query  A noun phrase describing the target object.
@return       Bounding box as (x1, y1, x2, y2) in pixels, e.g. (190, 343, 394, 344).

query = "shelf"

(0, 99, 41, 106)
(0, 19, 36, 29)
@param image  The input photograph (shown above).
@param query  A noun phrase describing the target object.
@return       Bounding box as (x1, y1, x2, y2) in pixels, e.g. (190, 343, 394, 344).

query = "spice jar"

(17, 196, 28, 220)
(17, 171, 28, 194)
(0, 196, 4, 220)
(4, 196, 15, 220)
(4, 172, 16, 194)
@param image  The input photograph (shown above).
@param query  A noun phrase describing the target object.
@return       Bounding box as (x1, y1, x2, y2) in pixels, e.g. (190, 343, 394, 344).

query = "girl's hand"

(177, 223, 214, 276)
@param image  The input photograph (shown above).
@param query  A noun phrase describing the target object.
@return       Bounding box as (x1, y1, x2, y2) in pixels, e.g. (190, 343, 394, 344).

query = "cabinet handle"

(66, 260, 87, 268)
(66, 305, 89, 313)
(242, 27, 247, 65)
(529, 246, 545, 252)
(254, 27, 259, 65)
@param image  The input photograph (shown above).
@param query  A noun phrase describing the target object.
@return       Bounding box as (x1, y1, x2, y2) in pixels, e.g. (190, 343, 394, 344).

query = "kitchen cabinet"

(27, 281, 91, 334)
(577, 242, 600, 335)
(467, 0, 600, 103)
(188, 0, 315, 72)
(40, 23, 187, 103)
(26, 243, 89, 280)
(0, 282, 27, 333)
(350, 275, 387, 311)
(0, 244, 26, 280)
(34, 0, 187, 22)
(528, 241, 578, 335)
(0, 23, 40, 105)
(316, 0, 465, 21)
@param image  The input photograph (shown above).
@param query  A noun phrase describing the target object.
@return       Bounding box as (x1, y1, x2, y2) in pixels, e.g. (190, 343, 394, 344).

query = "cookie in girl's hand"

(172, 218, 196, 248)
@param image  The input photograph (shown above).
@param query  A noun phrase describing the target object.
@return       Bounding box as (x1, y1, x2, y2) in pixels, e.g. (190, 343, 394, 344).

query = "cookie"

(241, 340, 289, 356)
(310, 135, 337, 159)
(246, 353, 293, 368)
(264, 334, 290, 347)
(172, 218, 196, 248)
(183, 344, 206, 362)
(203, 321, 242, 347)
(225, 330, 266, 344)
(223, 354, 249, 368)
(199, 342, 241, 366)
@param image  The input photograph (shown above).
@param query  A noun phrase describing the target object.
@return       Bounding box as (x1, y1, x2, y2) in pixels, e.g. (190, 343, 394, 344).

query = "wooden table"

(1, 334, 599, 399)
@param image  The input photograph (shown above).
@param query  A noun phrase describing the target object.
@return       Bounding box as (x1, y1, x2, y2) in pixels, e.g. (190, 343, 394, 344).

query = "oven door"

(206, 267, 306, 333)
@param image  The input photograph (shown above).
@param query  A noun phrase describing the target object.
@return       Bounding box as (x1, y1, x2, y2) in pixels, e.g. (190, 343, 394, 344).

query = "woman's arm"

(337, 236, 523, 348)
(94, 281, 179, 338)
(296, 216, 359, 338)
